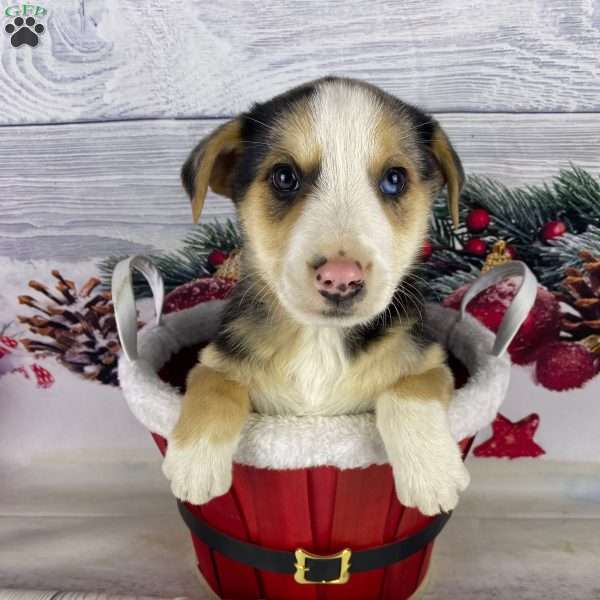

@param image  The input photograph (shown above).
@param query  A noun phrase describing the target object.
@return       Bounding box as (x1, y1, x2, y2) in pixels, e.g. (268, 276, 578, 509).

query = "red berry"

(421, 240, 433, 260)
(541, 220, 566, 242)
(465, 238, 487, 256)
(466, 208, 490, 233)
(505, 244, 517, 259)
(535, 341, 597, 391)
(207, 249, 228, 267)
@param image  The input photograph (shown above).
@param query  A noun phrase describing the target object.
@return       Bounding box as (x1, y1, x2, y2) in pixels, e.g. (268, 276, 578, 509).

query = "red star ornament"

(473, 413, 545, 459)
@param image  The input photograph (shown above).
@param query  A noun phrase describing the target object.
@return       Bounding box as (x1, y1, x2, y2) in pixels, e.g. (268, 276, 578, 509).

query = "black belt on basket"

(177, 500, 451, 585)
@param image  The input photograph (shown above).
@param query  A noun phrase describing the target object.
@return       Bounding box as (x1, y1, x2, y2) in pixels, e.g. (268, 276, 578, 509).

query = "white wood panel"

(1, 113, 598, 260)
(0, 0, 599, 124)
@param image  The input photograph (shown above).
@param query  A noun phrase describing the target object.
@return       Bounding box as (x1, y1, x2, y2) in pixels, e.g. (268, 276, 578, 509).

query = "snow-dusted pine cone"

(17, 270, 123, 386)
(556, 250, 600, 341)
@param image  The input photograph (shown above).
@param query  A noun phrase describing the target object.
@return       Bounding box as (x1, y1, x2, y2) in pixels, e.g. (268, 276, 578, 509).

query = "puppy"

(162, 76, 470, 516)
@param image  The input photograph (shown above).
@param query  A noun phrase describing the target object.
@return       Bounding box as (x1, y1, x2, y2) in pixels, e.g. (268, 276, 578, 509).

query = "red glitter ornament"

(466, 208, 490, 233)
(163, 277, 235, 314)
(534, 341, 598, 391)
(473, 413, 545, 459)
(540, 220, 566, 242)
(464, 238, 487, 256)
(444, 277, 561, 364)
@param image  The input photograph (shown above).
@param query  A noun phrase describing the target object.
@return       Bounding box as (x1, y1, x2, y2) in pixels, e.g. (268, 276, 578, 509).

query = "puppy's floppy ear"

(181, 119, 242, 223)
(428, 122, 464, 228)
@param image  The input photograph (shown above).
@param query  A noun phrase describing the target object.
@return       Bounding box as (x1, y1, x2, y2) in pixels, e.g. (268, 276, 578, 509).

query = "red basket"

(113, 256, 535, 600)
(153, 345, 471, 600)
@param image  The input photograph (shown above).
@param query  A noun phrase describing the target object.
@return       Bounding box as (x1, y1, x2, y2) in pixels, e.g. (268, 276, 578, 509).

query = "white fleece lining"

(117, 300, 511, 469)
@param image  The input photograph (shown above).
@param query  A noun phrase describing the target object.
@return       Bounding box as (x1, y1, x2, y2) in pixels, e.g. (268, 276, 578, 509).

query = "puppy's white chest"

(289, 328, 347, 411)
(251, 327, 352, 415)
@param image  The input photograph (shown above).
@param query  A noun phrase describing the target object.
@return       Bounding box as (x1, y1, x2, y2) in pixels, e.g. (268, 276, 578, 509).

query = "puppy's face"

(183, 78, 463, 327)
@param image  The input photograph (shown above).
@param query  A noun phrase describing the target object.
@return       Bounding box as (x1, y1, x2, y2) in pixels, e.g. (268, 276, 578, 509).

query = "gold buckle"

(294, 548, 352, 584)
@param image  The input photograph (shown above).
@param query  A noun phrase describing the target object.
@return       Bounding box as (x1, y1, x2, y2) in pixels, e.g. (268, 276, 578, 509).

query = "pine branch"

(462, 177, 557, 243)
(552, 166, 600, 224)
(416, 249, 480, 302)
(429, 195, 465, 250)
(99, 219, 242, 297)
(425, 166, 600, 295)
(535, 226, 600, 289)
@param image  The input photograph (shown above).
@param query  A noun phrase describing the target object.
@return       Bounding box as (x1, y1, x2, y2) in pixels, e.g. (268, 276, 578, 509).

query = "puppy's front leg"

(162, 364, 250, 505)
(376, 366, 470, 516)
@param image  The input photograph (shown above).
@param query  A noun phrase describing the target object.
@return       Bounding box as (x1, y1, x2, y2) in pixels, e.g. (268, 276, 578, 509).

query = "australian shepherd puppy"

(162, 77, 470, 516)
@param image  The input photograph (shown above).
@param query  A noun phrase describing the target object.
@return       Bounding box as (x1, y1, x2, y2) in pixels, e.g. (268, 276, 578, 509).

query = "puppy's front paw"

(390, 443, 470, 516)
(162, 436, 235, 505)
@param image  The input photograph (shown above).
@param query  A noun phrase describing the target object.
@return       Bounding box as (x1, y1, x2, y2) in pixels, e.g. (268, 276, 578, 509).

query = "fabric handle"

(112, 256, 165, 361)
(459, 261, 537, 358)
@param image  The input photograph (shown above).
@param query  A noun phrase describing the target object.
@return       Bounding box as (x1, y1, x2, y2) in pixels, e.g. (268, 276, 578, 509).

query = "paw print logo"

(5, 16, 45, 48)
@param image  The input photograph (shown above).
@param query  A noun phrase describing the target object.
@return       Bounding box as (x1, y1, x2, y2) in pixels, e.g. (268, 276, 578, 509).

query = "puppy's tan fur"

(173, 366, 249, 445)
(164, 77, 469, 514)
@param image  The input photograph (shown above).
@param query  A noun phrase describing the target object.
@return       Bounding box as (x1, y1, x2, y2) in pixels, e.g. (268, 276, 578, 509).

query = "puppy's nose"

(314, 258, 364, 300)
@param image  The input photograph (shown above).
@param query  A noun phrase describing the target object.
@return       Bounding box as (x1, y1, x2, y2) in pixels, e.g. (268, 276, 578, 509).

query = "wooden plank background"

(1, 0, 600, 123)
(0, 0, 598, 260)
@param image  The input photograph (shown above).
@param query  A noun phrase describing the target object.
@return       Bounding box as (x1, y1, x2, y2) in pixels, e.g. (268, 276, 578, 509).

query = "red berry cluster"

(413, 210, 565, 261)
(464, 208, 567, 257)
(465, 208, 491, 256)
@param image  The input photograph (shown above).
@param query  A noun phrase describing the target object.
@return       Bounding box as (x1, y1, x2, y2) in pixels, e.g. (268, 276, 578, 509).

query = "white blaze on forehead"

(311, 80, 383, 193)
(301, 80, 393, 254)
(278, 81, 407, 323)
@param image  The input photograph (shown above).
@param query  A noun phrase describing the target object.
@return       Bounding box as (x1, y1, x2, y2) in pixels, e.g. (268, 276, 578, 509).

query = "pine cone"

(556, 250, 600, 341)
(17, 270, 124, 386)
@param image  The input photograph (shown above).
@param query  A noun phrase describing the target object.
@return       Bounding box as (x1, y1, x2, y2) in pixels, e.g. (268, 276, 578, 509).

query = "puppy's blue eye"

(379, 167, 407, 196)
(271, 164, 300, 195)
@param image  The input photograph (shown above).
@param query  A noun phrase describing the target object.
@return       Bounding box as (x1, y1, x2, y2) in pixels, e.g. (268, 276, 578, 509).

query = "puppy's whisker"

(249, 280, 276, 322)
(398, 283, 425, 324)
(239, 138, 300, 163)
(410, 119, 436, 131)
(401, 277, 425, 301)
(386, 306, 394, 329)
(394, 294, 408, 324)
(406, 272, 429, 287)
(243, 115, 279, 134)
(390, 299, 403, 325)
(237, 279, 263, 308)
(240, 139, 286, 151)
